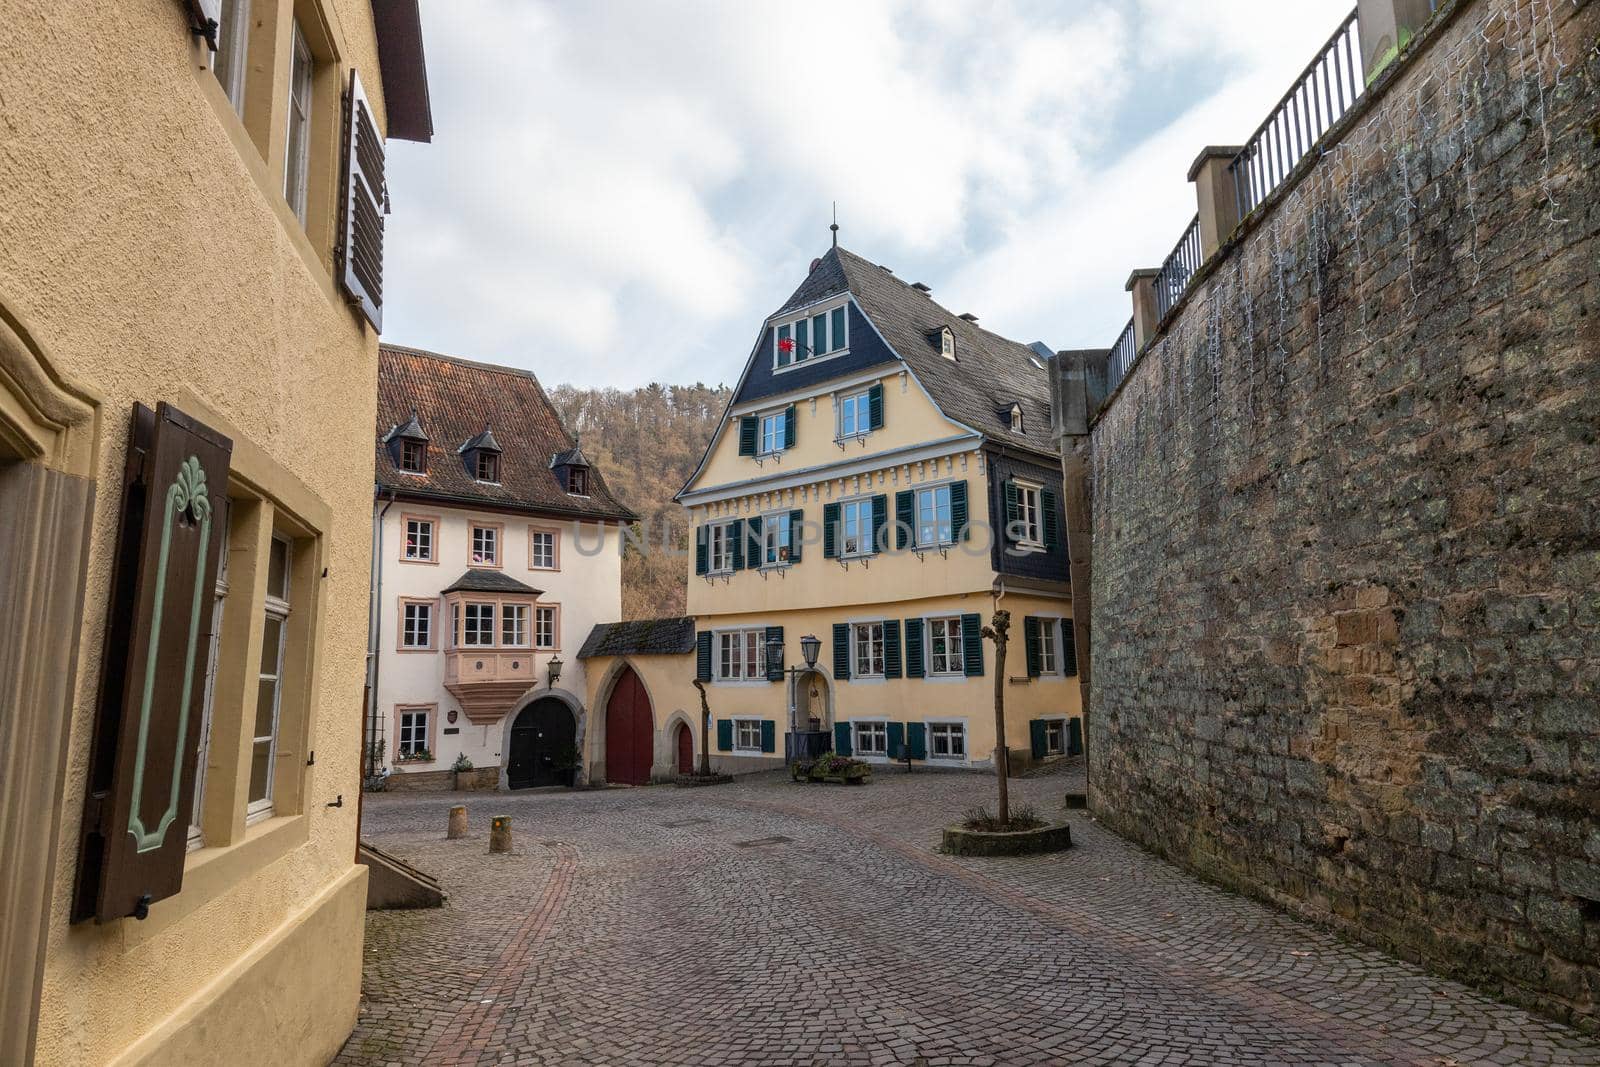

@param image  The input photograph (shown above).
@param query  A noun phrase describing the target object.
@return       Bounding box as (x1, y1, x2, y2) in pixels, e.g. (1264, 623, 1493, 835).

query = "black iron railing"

(1154, 215, 1202, 321)
(1229, 9, 1362, 219)
(1107, 317, 1136, 392)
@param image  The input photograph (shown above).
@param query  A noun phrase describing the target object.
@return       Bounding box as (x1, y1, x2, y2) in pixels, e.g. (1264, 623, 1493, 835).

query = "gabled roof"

(550, 446, 589, 468)
(459, 427, 502, 454)
(376, 344, 635, 522)
(384, 410, 428, 442)
(441, 569, 542, 596)
(577, 618, 697, 659)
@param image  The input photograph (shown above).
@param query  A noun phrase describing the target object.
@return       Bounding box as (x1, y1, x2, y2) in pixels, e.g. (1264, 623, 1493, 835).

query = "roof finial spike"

(830, 201, 839, 248)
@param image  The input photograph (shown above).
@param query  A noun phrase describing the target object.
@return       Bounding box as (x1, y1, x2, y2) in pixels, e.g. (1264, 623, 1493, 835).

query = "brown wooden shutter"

(72, 403, 232, 924)
(338, 69, 386, 331)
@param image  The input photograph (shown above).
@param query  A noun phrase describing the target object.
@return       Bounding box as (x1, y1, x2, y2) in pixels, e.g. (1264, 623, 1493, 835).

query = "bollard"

(447, 805, 467, 839)
(489, 815, 512, 854)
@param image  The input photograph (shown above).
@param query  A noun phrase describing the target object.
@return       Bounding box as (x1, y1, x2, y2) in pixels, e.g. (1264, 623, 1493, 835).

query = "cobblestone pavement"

(338, 765, 1600, 1066)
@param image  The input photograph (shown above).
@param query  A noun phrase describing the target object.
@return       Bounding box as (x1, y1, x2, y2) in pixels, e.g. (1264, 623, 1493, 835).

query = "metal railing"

(1154, 214, 1203, 321)
(1106, 318, 1136, 392)
(1229, 8, 1362, 219)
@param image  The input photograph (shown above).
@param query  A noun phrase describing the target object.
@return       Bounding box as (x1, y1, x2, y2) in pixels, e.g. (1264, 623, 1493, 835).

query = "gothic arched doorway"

(605, 665, 654, 785)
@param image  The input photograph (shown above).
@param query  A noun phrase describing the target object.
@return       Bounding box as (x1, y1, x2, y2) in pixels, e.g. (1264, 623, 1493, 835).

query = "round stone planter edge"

(941, 821, 1073, 856)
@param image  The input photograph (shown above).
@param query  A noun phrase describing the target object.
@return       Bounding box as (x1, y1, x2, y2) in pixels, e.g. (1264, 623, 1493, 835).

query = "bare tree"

(691, 678, 713, 777)
(981, 609, 1012, 824)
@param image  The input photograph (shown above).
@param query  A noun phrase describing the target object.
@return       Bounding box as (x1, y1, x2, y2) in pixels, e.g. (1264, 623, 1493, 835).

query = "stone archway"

(505, 697, 578, 789)
(790, 668, 833, 732)
(604, 665, 654, 785)
(499, 686, 586, 789)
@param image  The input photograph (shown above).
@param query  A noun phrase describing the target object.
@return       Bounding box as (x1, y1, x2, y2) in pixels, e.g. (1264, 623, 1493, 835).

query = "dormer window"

(550, 445, 592, 497)
(385, 410, 430, 475)
(568, 466, 589, 496)
(929, 326, 955, 361)
(475, 451, 500, 482)
(399, 438, 425, 473)
(1009, 403, 1025, 435)
(774, 303, 848, 369)
(459, 426, 503, 484)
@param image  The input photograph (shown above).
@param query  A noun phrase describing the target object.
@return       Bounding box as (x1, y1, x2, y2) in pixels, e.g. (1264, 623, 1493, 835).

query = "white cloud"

(383, 0, 1358, 387)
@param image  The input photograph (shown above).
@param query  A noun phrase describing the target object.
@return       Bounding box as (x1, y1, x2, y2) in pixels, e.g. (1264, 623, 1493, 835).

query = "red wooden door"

(676, 723, 693, 774)
(605, 667, 654, 785)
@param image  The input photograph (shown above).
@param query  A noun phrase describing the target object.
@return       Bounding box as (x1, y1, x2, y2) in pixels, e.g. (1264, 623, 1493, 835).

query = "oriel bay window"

(463, 603, 496, 646)
(501, 603, 529, 647)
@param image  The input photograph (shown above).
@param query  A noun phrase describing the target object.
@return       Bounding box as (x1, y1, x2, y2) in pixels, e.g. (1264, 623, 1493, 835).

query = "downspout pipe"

(366, 487, 397, 782)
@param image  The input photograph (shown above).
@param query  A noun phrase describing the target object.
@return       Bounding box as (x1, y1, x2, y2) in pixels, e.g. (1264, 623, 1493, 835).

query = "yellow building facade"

(581, 247, 1082, 781)
(0, 1, 430, 1063)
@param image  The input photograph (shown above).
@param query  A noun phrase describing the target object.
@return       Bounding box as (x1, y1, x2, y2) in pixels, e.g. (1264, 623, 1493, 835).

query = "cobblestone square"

(339, 767, 1600, 1066)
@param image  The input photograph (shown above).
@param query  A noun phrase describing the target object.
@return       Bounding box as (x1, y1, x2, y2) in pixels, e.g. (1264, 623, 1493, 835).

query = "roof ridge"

(379, 342, 542, 382)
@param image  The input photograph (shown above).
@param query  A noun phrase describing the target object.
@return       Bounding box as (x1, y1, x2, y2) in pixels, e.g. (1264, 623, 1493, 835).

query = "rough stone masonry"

(1080, 0, 1599, 1033)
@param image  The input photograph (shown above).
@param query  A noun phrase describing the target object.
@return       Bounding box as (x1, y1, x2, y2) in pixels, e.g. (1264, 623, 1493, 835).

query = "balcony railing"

(1106, 318, 1136, 395)
(1154, 215, 1203, 322)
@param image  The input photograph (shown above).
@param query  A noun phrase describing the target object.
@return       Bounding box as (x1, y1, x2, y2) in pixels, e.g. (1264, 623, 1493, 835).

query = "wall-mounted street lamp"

(764, 633, 821, 678)
(547, 654, 563, 688)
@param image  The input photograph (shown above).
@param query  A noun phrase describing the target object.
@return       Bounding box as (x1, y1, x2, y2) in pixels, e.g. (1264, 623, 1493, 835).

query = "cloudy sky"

(383, 0, 1353, 390)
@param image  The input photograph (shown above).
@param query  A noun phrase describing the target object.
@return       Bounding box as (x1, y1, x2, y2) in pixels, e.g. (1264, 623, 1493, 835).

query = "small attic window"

(475, 451, 500, 483)
(928, 326, 955, 361)
(568, 466, 589, 496)
(399, 439, 426, 473)
(1009, 404, 1025, 435)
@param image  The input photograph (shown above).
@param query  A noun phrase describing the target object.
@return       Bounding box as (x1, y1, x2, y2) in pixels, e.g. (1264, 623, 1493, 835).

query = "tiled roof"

(441, 569, 543, 596)
(377, 344, 635, 521)
(577, 618, 697, 659)
(770, 247, 1058, 459)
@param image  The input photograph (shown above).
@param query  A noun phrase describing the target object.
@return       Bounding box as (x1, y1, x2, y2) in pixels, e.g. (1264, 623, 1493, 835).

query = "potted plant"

(452, 751, 473, 790)
(396, 746, 433, 765)
(793, 752, 871, 784)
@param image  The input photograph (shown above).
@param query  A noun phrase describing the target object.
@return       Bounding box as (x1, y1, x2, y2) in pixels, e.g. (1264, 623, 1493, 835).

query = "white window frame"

(715, 628, 767, 683)
(1043, 716, 1068, 757)
(501, 603, 529, 648)
(1010, 403, 1026, 435)
(189, 511, 231, 849)
(761, 511, 792, 568)
(463, 602, 496, 647)
(530, 529, 557, 569)
(211, 0, 251, 116)
(397, 707, 431, 759)
(283, 20, 313, 226)
(852, 718, 889, 760)
(402, 600, 433, 649)
(758, 410, 786, 456)
(733, 717, 764, 753)
(1014, 480, 1044, 549)
(534, 605, 557, 649)
(471, 524, 499, 566)
(773, 301, 850, 372)
(837, 389, 872, 440)
(403, 517, 434, 561)
(915, 483, 954, 548)
(707, 521, 735, 575)
(247, 535, 291, 822)
(1035, 616, 1059, 676)
(927, 615, 965, 677)
(926, 719, 968, 762)
(851, 621, 885, 679)
(839, 497, 873, 558)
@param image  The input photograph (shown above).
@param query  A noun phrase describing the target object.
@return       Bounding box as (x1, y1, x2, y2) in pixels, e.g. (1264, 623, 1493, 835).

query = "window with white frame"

(853, 720, 888, 757)
(248, 535, 291, 817)
(402, 601, 432, 649)
(852, 622, 884, 678)
(403, 517, 434, 561)
(211, 0, 251, 116)
(1015, 482, 1043, 547)
(398, 707, 431, 759)
(759, 411, 785, 455)
(928, 616, 965, 675)
(717, 629, 765, 681)
(530, 529, 557, 569)
(1035, 617, 1058, 674)
(708, 521, 734, 573)
(734, 718, 763, 752)
(535, 605, 557, 649)
(840, 498, 872, 557)
(1045, 719, 1066, 756)
(916, 484, 953, 547)
(775, 304, 848, 368)
(463, 602, 496, 646)
(838, 390, 871, 438)
(471, 523, 499, 566)
(189, 506, 232, 848)
(283, 20, 313, 226)
(449, 602, 459, 648)
(929, 722, 966, 760)
(762, 513, 792, 566)
(501, 603, 529, 647)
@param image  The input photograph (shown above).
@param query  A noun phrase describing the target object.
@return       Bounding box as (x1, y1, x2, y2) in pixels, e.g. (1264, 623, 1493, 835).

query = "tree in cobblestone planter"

(982, 609, 1014, 825)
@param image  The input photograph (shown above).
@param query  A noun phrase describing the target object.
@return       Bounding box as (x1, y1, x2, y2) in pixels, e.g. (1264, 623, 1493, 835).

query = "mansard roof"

(376, 344, 635, 521)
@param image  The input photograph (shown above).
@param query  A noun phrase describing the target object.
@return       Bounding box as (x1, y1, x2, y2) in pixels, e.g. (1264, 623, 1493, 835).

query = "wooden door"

(676, 723, 693, 774)
(507, 698, 576, 789)
(604, 666, 653, 785)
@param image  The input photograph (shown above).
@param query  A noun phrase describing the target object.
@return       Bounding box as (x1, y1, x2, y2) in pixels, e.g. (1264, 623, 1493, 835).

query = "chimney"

(959, 313, 978, 323)
(911, 282, 932, 295)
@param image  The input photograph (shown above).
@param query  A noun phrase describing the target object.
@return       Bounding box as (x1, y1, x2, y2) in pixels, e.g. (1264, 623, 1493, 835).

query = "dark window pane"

(259, 614, 283, 672)
(248, 739, 273, 802)
(253, 677, 278, 738)
(831, 307, 846, 349)
(267, 537, 289, 599)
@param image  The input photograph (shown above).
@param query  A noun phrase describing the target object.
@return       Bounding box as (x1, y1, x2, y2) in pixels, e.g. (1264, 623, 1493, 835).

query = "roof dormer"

(384, 410, 429, 473)
(459, 426, 502, 483)
(550, 445, 591, 497)
(1002, 403, 1026, 435)
(928, 325, 956, 361)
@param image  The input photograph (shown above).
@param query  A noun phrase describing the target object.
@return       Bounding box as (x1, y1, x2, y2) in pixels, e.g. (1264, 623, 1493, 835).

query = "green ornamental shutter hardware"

(904, 617, 924, 678)
(1042, 487, 1060, 553)
(738, 416, 757, 456)
(1062, 625, 1079, 676)
(1029, 719, 1047, 760)
(883, 619, 902, 679)
(765, 625, 784, 681)
(871, 494, 888, 555)
(887, 721, 905, 760)
(950, 480, 969, 542)
(906, 722, 927, 760)
(788, 509, 804, 562)
(729, 518, 745, 570)
(760, 720, 776, 753)
(716, 719, 733, 751)
(867, 383, 884, 430)
(1003, 480, 1020, 543)
(833, 722, 852, 756)
(696, 632, 713, 681)
(895, 490, 914, 550)
(822, 502, 840, 559)
(1023, 616, 1041, 677)
(832, 623, 850, 680)
(784, 405, 797, 450)
(961, 612, 983, 677)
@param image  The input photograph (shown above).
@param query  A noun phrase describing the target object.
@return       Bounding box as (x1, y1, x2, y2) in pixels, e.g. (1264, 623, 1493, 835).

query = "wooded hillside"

(547, 382, 729, 620)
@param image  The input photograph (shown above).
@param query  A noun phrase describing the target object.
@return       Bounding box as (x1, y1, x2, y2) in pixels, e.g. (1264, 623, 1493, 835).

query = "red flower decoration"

(777, 337, 795, 354)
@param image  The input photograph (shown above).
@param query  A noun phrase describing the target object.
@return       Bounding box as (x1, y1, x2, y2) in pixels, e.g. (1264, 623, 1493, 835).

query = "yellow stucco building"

(581, 246, 1082, 783)
(0, 1, 430, 1063)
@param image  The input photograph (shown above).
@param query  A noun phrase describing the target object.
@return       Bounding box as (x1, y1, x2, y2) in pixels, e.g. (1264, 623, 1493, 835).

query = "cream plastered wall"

(689, 364, 976, 496)
(582, 654, 709, 781)
(0, 0, 389, 1062)
(688, 448, 1002, 617)
(377, 504, 621, 774)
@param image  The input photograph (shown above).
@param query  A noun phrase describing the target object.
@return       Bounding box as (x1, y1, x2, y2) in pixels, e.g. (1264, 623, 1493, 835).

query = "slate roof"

(376, 344, 635, 521)
(577, 618, 697, 660)
(459, 427, 501, 454)
(441, 569, 543, 596)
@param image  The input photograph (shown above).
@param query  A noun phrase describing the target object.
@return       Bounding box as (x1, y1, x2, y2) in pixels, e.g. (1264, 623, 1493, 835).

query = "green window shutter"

(871, 494, 888, 555)
(761, 720, 776, 753)
(813, 312, 828, 352)
(1023, 616, 1041, 677)
(1003, 479, 1020, 542)
(1042, 487, 1060, 553)
(883, 619, 902, 679)
(950, 480, 969, 542)
(906, 722, 927, 760)
(1068, 717, 1083, 755)
(904, 618, 925, 678)
(695, 529, 708, 575)
(831, 306, 846, 350)
(784, 405, 797, 449)
(716, 719, 733, 752)
(887, 722, 905, 760)
(696, 632, 712, 681)
(765, 625, 784, 681)
(868, 383, 884, 430)
(1063, 624, 1079, 676)
(729, 518, 744, 570)
(776, 324, 791, 366)
(788, 509, 804, 562)
(961, 612, 983, 677)
(738, 416, 757, 456)
(1029, 719, 1047, 759)
(823, 502, 840, 559)
(894, 490, 913, 550)
(833, 722, 852, 756)
(832, 623, 850, 679)
(746, 515, 763, 567)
